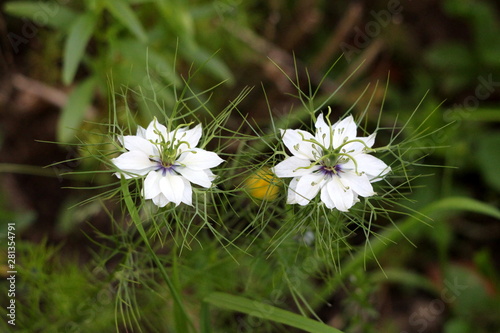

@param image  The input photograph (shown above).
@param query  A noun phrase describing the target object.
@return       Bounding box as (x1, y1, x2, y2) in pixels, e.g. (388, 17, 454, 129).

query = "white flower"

(272, 114, 390, 212)
(112, 118, 224, 207)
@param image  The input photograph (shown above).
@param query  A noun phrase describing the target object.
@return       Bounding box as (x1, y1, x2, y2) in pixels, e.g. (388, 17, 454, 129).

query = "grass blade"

(205, 292, 345, 333)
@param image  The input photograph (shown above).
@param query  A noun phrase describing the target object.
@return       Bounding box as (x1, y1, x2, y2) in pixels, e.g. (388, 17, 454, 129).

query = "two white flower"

(112, 114, 390, 211)
(272, 114, 390, 212)
(112, 118, 223, 207)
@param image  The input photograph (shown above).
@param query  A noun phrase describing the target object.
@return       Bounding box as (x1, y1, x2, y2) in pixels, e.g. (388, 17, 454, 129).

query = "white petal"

(273, 156, 319, 178)
(143, 171, 162, 199)
(353, 154, 391, 182)
(146, 118, 168, 143)
(177, 148, 224, 170)
(204, 168, 216, 181)
(332, 115, 357, 149)
(181, 178, 193, 206)
(341, 133, 376, 155)
(340, 171, 375, 197)
(282, 129, 321, 161)
(320, 185, 335, 209)
(286, 177, 300, 204)
(293, 173, 325, 205)
(123, 135, 158, 157)
(152, 193, 169, 207)
(112, 151, 157, 176)
(176, 166, 213, 188)
(362, 133, 376, 148)
(315, 114, 333, 149)
(326, 177, 356, 212)
(136, 126, 147, 138)
(175, 124, 202, 152)
(159, 173, 185, 206)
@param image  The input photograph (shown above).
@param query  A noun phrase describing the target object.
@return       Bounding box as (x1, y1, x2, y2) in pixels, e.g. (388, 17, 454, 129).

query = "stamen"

(155, 161, 175, 177)
(318, 164, 343, 178)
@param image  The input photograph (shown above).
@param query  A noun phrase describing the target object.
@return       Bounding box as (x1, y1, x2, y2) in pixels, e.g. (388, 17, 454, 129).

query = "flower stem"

(120, 177, 195, 332)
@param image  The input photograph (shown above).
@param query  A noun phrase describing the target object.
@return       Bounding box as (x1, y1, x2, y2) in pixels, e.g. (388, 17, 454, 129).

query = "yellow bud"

(245, 167, 280, 201)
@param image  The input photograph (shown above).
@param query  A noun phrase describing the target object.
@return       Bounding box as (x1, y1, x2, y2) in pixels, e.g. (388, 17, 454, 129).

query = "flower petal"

(181, 178, 193, 206)
(326, 177, 356, 212)
(293, 173, 325, 205)
(152, 193, 169, 207)
(340, 171, 375, 197)
(143, 171, 162, 199)
(159, 172, 185, 206)
(282, 129, 321, 161)
(286, 177, 300, 204)
(177, 148, 224, 170)
(136, 125, 147, 138)
(146, 118, 168, 143)
(332, 115, 357, 149)
(341, 133, 376, 155)
(320, 185, 335, 209)
(352, 154, 391, 182)
(175, 124, 202, 153)
(273, 156, 319, 178)
(176, 166, 213, 188)
(315, 113, 332, 149)
(112, 151, 157, 178)
(123, 135, 158, 157)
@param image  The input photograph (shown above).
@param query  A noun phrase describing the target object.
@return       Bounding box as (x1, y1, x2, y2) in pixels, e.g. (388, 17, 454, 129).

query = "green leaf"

(180, 43, 234, 84)
(465, 108, 500, 122)
(112, 39, 180, 86)
(316, 196, 500, 305)
(425, 42, 474, 71)
(371, 269, 436, 293)
(105, 0, 148, 43)
(423, 197, 500, 222)
(3, 1, 78, 30)
(199, 302, 212, 333)
(62, 12, 97, 84)
(155, 1, 194, 37)
(424, 42, 475, 93)
(58, 77, 96, 142)
(476, 133, 500, 192)
(444, 319, 473, 333)
(205, 292, 345, 333)
(443, 0, 500, 67)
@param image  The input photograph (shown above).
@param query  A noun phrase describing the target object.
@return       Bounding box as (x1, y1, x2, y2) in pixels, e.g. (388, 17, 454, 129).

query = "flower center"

(149, 156, 176, 176)
(160, 141, 180, 163)
(319, 164, 342, 177)
(156, 160, 175, 176)
(317, 150, 351, 177)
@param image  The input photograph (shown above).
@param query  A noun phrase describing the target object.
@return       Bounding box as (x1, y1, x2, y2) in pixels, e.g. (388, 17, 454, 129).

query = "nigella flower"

(272, 114, 390, 212)
(112, 118, 224, 207)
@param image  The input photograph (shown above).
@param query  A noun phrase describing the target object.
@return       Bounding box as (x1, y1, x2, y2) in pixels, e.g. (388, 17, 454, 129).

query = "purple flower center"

(154, 160, 175, 176)
(319, 164, 342, 177)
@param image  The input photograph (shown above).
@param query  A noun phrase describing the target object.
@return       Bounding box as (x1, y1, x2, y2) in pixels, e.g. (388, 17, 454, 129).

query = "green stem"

(121, 177, 195, 332)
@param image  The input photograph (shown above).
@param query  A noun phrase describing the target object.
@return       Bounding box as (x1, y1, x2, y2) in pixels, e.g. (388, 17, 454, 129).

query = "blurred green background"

(0, 0, 499, 332)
